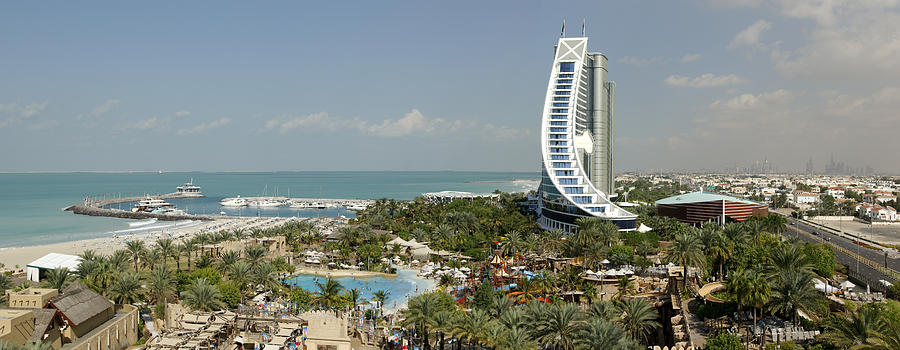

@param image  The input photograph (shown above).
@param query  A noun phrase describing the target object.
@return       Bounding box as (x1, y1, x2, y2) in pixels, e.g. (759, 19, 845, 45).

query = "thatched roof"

(49, 282, 113, 326)
(28, 309, 59, 344)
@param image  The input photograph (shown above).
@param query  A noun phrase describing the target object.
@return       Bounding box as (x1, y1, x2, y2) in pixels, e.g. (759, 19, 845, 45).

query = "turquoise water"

(0, 171, 537, 248)
(284, 269, 431, 310)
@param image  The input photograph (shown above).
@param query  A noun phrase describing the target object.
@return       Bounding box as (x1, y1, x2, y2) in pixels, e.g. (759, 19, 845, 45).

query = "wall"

(0, 309, 35, 345)
(62, 305, 138, 350)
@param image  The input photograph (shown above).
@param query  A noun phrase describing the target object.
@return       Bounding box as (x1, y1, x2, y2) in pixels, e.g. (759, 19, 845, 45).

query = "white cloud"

(263, 109, 529, 141)
(680, 53, 702, 62)
(175, 110, 191, 117)
(122, 117, 162, 130)
(79, 99, 119, 119)
(664, 73, 745, 87)
(177, 117, 231, 135)
(0, 102, 48, 129)
(363, 109, 462, 137)
(717, 1, 900, 80)
(728, 20, 773, 50)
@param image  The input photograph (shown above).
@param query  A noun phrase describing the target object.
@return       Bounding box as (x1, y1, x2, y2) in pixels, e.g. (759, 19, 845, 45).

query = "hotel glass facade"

(537, 37, 637, 232)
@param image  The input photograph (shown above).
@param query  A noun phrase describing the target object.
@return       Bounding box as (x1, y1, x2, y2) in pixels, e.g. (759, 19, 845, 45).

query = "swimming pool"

(283, 268, 434, 311)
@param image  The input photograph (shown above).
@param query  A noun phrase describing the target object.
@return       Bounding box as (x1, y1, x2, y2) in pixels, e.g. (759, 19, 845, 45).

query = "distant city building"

(791, 190, 821, 209)
(536, 35, 636, 232)
(655, 191, 768, 225)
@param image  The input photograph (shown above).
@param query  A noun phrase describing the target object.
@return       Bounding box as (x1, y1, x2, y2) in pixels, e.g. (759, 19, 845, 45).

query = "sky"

(1, 1, 899, 173)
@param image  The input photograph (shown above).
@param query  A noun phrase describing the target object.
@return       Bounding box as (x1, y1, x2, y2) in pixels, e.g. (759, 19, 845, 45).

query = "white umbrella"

(839, 281, 856, 290)
(600, 259, 610, 264)
(585, 269, 595, 275)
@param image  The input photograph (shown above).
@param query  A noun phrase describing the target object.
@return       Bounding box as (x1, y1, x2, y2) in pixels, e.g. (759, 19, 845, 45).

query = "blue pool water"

(284, 269, 432, 311)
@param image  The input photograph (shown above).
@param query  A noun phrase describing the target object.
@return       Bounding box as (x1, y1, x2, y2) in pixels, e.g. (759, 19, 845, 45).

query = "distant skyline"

(2, 1, 899, 173)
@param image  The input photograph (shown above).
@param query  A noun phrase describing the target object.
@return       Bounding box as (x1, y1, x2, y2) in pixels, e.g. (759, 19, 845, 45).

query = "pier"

(64, 192, 222, 221)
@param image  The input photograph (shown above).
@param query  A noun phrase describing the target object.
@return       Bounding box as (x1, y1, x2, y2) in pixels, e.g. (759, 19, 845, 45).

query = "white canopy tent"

(26, 253, 82, 282)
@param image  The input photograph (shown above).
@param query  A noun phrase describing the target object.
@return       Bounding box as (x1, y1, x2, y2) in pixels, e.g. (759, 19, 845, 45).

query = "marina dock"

(63, 192, 222, 221)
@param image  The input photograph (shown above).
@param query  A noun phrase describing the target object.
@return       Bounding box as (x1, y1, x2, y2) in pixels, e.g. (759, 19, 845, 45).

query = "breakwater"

(64, 192, 221, 221)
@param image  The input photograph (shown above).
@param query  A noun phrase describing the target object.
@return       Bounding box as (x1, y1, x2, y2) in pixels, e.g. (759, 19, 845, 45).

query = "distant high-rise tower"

(536, 35, 636, 232)
(806, 157, 814, 174)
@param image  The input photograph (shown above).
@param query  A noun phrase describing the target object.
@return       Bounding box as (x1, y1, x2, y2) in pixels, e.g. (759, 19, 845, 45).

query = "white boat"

(129, 218, 158, 227)
(175, 179, 203, 197)
(248, 199, 283, 208)
(346, 204, 368, 211)
(151, 207, 186, 216)
(289, 202, 310, 209)
(220, 196, 248, 207)
(132, 197, 174, 213)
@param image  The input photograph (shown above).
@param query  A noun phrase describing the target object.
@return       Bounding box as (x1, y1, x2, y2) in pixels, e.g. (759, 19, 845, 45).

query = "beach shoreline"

(0, 217, 295, 271)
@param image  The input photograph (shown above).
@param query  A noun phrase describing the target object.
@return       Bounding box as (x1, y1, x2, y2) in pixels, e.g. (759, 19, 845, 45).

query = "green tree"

(616, 298, 661, 344)
(451, 309, 493, 349)
(530, 303, 584, 350)
(180, 278, 224, 311)
(666, 232, 705, 292)
(705, 332, 745, 350)
(473, 279, 494, 311)
(578, 319, 637, 350)
(42, 267, 73, 292)
(372, 290, 390, 316)
(216, 281, 242, 308)
(769, 269, 821, 325)
(818, 303, 886, 349)
(147, 264, 175, 305)
(108, 272, 144, 304)
(314, 277, 344, 309)
(125, 240, 146, 272)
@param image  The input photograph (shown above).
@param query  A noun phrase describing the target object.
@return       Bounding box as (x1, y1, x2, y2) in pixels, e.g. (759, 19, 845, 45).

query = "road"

(783, 217, 897, 290)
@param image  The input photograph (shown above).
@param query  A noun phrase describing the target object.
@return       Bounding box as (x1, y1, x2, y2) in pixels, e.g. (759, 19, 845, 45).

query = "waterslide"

(697, 282, 726, 303)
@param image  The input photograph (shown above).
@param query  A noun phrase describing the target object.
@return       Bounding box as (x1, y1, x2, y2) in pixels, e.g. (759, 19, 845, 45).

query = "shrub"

(705, 332, 744, 350)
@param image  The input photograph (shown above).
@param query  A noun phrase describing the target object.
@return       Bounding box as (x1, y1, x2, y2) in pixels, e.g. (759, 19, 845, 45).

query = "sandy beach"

(0, 216, 296, 271)
(292, 266, 396, 278)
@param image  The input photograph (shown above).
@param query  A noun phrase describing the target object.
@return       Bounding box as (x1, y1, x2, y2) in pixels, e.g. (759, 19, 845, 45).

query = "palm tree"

(818, 303, 886, 348)
(42, 267, 72, 292)
(615, 276, 635, 299)
(244, 245, 267, 267)
(345, 288, 361, 312)
(108, 272, 143, 304)
(401, 292, 441, 349)
(430, 310, 454, 350)
(490, 294, 514, 318)
(531, 303, 584, 350)
(372, 290, 389, 316)
(726, 268, 752, 313)
(494, 325, 537, 350)
(219, 250, 241, 268)
(249, 263, 280, 292)
(181, 239, 197, 269)
(180, 278, 224, 311)
(155, 238, 175, 266)
(768, 243, 813, 275)
(768, 268, 821, 325)
(451, 309, 493, 349)
(723, 222, 750, 246)
(665, 232, 705, 292)
(588, 301, 618, 321)
(579, 319, 636, 350)
(616, 298, 661, 344)
(314, 277, 344, 309)
(147, 265, 175, 305)
(125, 240, 146, 272)
(744, 269, 771, 333)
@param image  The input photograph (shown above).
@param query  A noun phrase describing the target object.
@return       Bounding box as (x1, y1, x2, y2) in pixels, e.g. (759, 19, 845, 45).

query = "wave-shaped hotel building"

(536, 36, 637, 232)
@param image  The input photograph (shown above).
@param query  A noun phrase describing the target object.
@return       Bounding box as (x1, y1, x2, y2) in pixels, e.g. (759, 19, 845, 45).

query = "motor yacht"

(175, 179, 203, 197)
(220, 196, 249, 207)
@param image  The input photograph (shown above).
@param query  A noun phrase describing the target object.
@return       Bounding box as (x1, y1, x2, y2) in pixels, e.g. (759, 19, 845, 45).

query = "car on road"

(812, 231, 818, 235)
(825, 237, 831, 241)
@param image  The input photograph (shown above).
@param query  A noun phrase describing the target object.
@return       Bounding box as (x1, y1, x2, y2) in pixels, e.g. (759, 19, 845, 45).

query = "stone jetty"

(64, 193, 222, 221)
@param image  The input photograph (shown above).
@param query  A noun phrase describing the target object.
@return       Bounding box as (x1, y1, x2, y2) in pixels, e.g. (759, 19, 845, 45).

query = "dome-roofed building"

(655, 191, 768, 225)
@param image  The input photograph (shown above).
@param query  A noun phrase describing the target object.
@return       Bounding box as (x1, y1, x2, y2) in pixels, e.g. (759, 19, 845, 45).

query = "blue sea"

(0, 171, 537, 248)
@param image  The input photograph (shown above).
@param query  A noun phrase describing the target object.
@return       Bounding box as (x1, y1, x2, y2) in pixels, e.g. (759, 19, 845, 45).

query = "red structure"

(655, 191, 768, 225)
